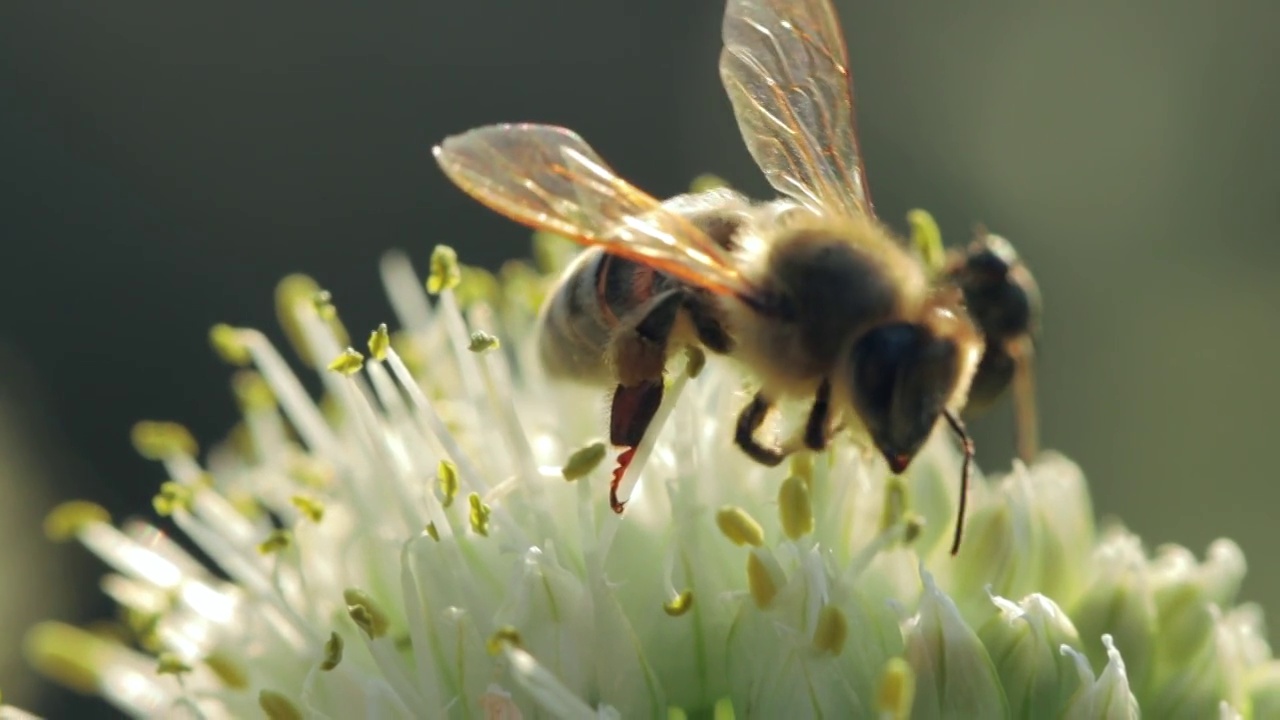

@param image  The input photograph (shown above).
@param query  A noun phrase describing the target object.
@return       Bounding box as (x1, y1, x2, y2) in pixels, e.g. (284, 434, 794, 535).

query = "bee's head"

(842, 309, 977, 473)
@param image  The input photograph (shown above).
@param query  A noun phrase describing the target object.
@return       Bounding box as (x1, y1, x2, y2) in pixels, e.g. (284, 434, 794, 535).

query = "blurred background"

(2, 0, 1277, 715)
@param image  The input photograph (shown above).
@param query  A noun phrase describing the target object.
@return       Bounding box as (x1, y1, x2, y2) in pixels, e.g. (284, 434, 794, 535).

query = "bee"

(947, 224, 1044, 461)
(434, 0, 989, 553)
(944, 227, 1043, 464)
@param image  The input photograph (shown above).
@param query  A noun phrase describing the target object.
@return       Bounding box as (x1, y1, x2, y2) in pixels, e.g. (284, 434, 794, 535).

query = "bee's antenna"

(942, 409, 974, 556)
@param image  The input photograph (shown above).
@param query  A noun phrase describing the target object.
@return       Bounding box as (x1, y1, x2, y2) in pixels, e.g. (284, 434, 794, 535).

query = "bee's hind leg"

(608, 379, 664, 513)
(606, 290, 685, 512)
(609, 290, 684, 387)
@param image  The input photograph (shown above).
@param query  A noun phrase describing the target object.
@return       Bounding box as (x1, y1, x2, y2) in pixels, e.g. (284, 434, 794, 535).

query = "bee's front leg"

(803, 378, 833, 451)
(735, 392, 787, 467)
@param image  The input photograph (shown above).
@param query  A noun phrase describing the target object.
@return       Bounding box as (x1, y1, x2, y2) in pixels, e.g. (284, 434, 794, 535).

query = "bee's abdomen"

(538, 248, 673, 384)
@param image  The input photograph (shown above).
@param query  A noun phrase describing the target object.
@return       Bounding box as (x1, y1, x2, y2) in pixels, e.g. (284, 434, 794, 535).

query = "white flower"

(22, 238, 1278, 719)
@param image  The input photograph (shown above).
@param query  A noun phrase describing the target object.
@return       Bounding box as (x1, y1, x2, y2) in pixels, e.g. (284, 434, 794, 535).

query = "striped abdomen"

(537, 248, 683, 384)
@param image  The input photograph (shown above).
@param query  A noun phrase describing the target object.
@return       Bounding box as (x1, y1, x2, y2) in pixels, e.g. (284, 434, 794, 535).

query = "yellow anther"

(208, 323, 252, 366)
(424, 522, 440, 541)
(152, 482, 194, 517)
(259, 689, 303, 720)
(562, 441, 607, 481)
(876, 657, 916, 720)
(437, 460, 459, 508)
(367, 323, 391, 361)
(812, 605, 848, 656)
(778, 475, 815, 540)
(486, 626, 523, 655)
(327, 348, 365, 375)
(131, 421, 198, 460)
(43, 501, 109, 542)
(663, 590, 695, 617)
(427, 245, 462, 294)
(320, 631, 344, 671)
(467, 330, 501, 353)
(290, 495, 325, 523)
(257, 529, 292, 555)
(24, 621, 108, 694)
(716, 507, 765, 547)
(468, 492, 492, 536)
(344, 588, 390, 639)
(746, 552, 778, 609)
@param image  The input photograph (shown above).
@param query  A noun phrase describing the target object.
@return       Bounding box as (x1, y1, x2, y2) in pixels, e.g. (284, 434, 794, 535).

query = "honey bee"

(434, 0, 991, 553)
(943, 227, 1042, 464)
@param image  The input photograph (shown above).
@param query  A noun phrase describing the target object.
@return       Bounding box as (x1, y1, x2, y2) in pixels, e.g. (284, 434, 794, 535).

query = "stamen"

(778, 475, 814, 540)
(876, 657, 915, 720)
(746, 551, 780, 609)
(208, 323, 252, 366)
(320, 632, 343, 671)
(467, 331, 501, 353)
(811, 606, 848, 655)
(43, 501, 110, 542)
(561, 441, 606, 482)
(425, 245, 462, 295)
(368, 323, 391, 361)
(716, 507, 765, 547)
(438, 460, 460, 507)
(468, 493, 492, 537)
(258, 689, 303, 720)
(662, 590, 695, 617)
(130, 421, 198, 461)
(327, 348, 365, 376)
(344, 588, 390, 640)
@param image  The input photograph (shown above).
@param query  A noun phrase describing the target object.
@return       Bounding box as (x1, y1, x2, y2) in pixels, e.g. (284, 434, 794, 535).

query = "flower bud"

(1061, 634, 1139, 720)
(978, 592, 1083, 717)
(903, 570, 1009, 719)
(1068, 528, 1156, 691)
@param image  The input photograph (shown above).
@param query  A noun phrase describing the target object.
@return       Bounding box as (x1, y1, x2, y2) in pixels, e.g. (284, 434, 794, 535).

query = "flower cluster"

(18, 230, 1279, 719)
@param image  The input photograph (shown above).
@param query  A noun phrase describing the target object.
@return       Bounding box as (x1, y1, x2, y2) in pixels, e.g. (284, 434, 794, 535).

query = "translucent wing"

(434, 123, 753, 297)
(720, 0, 873, 219)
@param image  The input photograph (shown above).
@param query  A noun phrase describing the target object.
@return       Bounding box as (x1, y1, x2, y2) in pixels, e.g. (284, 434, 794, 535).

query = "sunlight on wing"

(720, 0, 873, 219)
(434, 123, 752, 296)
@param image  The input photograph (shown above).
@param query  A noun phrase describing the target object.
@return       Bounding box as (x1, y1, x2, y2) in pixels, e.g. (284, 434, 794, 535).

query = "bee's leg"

(605, 290, 686, 513)
(803, 379, 833, 450)
(608, 379, 664, 513)
(610, 290, 684, 387)
(1008, 336, 1039, 464)
(735, 392, 787, 466)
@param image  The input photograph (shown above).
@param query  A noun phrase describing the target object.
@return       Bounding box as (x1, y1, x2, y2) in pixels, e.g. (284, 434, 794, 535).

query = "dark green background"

(2, 1, 1277, 716)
